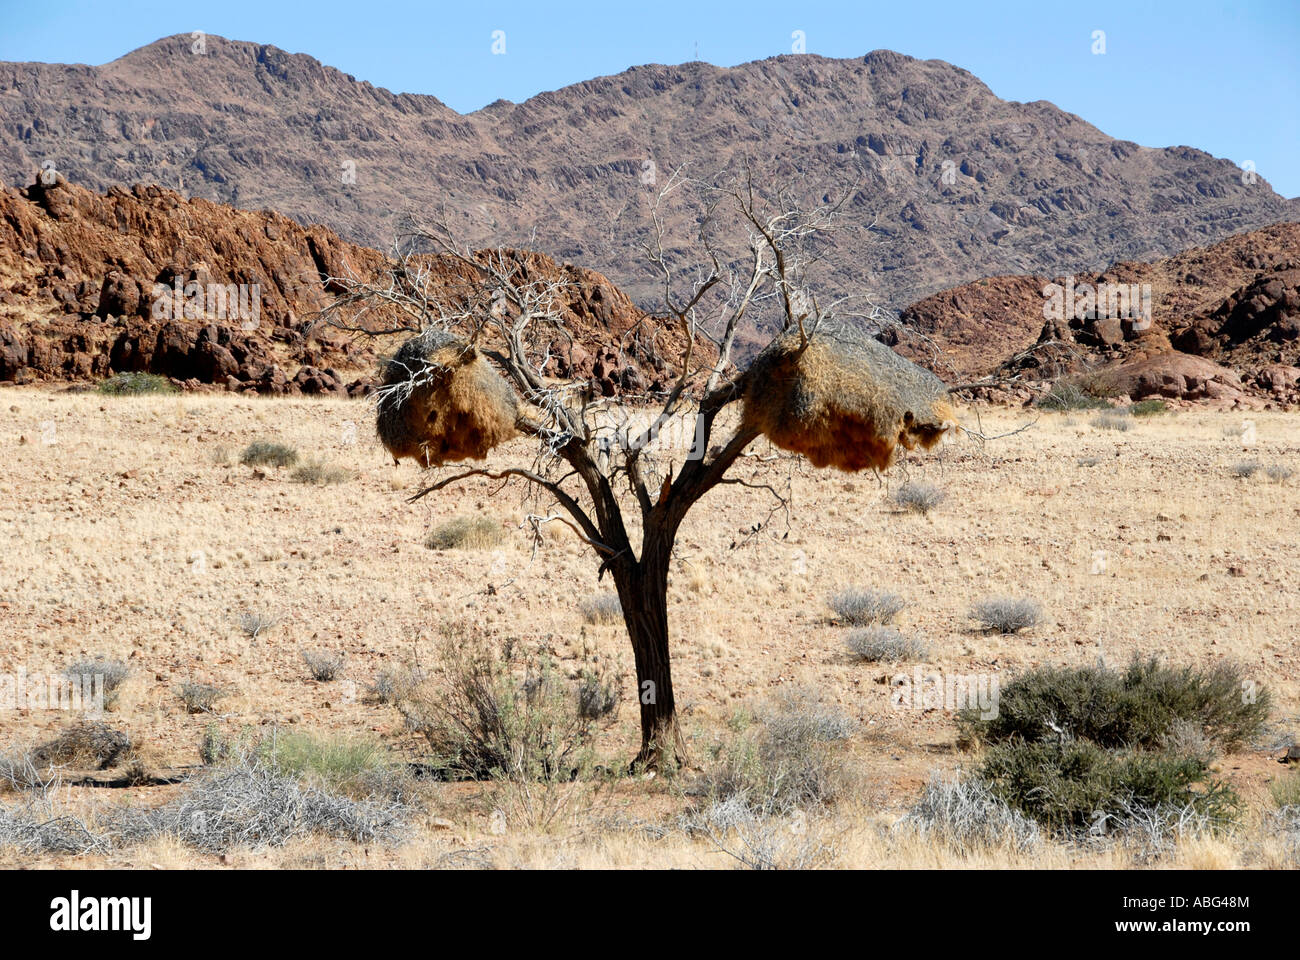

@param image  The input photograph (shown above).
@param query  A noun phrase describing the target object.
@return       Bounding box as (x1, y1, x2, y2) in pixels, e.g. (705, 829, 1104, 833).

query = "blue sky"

(2, 0, 1297, 196)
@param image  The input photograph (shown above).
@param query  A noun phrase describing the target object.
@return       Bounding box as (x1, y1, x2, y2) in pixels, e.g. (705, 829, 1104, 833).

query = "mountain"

(0, 176, 702, 395)
(2, 34, 1296, 321)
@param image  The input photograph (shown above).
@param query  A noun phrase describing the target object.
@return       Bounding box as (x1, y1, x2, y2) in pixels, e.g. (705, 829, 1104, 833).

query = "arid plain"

(1, 388, 1297, 868)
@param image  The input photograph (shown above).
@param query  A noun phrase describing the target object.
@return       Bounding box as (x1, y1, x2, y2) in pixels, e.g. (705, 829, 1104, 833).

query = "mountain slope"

(2, 34, 1295, 317)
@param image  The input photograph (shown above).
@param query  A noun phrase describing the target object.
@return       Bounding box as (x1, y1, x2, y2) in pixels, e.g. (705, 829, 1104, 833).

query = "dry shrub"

(240, 440, 298, 468)
(898, 773, 1041, 854)
(828, 587, 905, 626)
(376, 328, 518, 467)
(425, 515, 505, 551)
(302, 649, 346, 682)
(29, 721, 131, 770)
(892, 480, 946, 515)
(579, 592, 622, 625)
(64, 657, 129, 708)
(393, 628, 605, 782)
(291, 459, 353, 485)
(969, 596, 1041, 634)
(697, 686, 854, 816)
(179, 682, 227, 714)
(845, 627, 928, 662)
(742, 321, 956, 472)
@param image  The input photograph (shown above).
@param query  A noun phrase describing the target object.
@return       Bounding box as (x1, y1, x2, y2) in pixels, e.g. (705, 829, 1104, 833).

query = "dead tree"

(321, 170, 956, 770)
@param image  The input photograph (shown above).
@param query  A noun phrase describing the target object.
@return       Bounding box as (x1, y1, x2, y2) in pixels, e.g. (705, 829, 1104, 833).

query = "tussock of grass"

(424, 516, 505, 551)
(579, 592, 622, 626)
(696, 686, 854, 816)
(1128, 399, 1168, 416)
(1093, 411, 1132, 431)
(845, 627, 928, 663)
(1231, 460, 1260, 478)
(240, 440, 299, 468)
(892, 481, 946, 515)
(291, 459, 354, 485)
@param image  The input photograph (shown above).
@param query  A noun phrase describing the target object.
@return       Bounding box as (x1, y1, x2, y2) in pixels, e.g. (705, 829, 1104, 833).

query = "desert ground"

(1, 387, 1297, 869)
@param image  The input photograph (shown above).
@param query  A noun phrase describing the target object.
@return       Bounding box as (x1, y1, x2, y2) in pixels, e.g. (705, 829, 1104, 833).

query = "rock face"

(893, 222, 1300, 404)
(0, 177, 702, 394)
(2, 35, 1295, 325)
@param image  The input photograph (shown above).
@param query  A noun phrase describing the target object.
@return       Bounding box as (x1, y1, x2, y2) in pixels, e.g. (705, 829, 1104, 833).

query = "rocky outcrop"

(0, 177, 705, 394)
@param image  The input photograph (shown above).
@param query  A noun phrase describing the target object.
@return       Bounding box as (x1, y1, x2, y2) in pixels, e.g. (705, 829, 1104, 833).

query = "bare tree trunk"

(613, 539, 684, 771)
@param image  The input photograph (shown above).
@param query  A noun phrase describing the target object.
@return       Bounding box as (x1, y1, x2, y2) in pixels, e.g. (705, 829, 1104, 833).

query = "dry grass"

(0, 390, 1297, 869)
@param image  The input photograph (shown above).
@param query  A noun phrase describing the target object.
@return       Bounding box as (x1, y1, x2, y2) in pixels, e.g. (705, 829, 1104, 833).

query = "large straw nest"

(376, 328, 519, 467)
(742, 320, 957, 472)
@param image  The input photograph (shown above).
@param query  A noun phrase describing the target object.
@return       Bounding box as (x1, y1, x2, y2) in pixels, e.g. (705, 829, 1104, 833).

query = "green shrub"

(1128, 399, 1168, 417)
(978, 739, 1240, 832)
(240, 441, 299, 468)
(958, 657, 1269, 752)
(97, 372, 176, 395)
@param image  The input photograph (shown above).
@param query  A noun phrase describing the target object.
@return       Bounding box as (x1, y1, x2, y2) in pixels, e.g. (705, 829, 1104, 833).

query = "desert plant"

(115, 756, 409, 853)
(1231, 459, 1260, 478)
(969, 596, 1041, 634)
(424, 515, 505, 551)
(64, 657, 129, 709)
(28, 721, 131, 770)
(291, 459, 354, 485)
(178, 682, 227, 714)
(579, 592, 623, 626)
(697, 686, 853, 816)
(240, 440, 299, 468)
(1093, 411, 1132, 431)
(892, 481, 946, 515)
(1037, 381, 1110, 411)
(958, 656, 1270, 752)
(257, 730, 390, 794)
(1265, 463, 1294, 483)
(1271, 769, 1300, 809)
(301, 649, 346, 682)
(828, 588, 906, 626)
(237, 610, 278, 639)
(1128, 399, 1168, 416)
(576, 663, 620, 720)
(978, 739, 1240, 833)
(898, 772, 1041, 854)
(96, 371, 175, 395)
(392, 630, 603, 781)
(845, 627, 928, 663)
